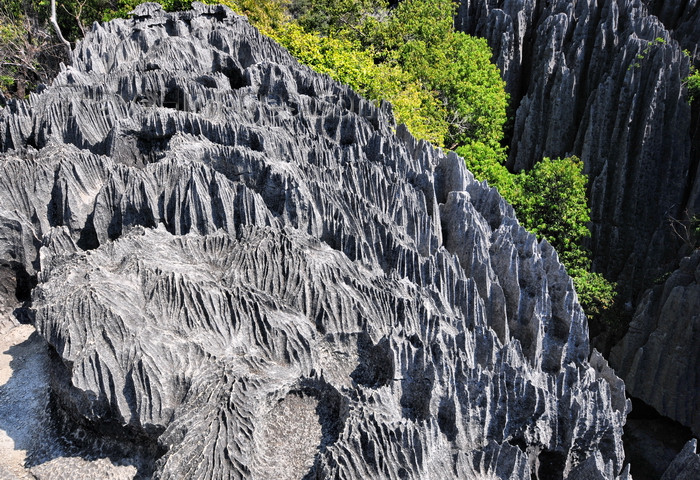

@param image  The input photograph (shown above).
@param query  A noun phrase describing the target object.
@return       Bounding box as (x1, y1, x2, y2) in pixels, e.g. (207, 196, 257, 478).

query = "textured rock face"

(0, 3, 630, 479)
(609, 250, 700, 436)
(455, 0, 697, 300)
(645, 0, 700, 51)
(661, 439, 700, 480)
(456, 0, 700, 442)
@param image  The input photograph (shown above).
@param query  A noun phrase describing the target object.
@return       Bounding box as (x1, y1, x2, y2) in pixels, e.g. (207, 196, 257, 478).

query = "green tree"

(686, 68, 700, 105)
(461, 154, 617, 319)
(273, 0, 508, 150)
(355, 0, 508, 149)
(456, 142, 518, 202)
(517, 157, 591, 269)
(518, 157, 616, 318)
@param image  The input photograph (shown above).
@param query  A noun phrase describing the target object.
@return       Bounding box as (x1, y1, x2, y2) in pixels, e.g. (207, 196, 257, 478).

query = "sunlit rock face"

(0, 3, 630, 479)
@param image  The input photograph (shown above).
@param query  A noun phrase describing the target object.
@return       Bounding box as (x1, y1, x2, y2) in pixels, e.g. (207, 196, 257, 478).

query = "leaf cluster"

(346, 0, 508, 149)
(685, 67, 700, 105)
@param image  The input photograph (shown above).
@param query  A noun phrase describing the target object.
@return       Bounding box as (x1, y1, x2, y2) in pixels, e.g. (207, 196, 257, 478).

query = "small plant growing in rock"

(668, 209, 700, 250)
(684, 67, 700, 105)
(628, 36, 667, 70)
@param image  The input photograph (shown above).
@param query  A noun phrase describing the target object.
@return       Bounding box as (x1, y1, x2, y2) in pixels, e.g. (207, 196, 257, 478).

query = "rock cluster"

(0, 3, 631, 478)
(610, 250, 700, 436)
(455, 0, 697, 300)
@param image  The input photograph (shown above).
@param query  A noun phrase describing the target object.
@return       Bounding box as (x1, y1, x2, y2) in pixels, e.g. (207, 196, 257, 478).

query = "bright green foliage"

(441, 33, 508, 148)
(519, 158, 617, 319)
(456, 142, 520, 202)
(357, 0, 508, 149)
(686, 68, 700, 105)
(266, 0, 508, 149)
(570, 268, 617, 319)
(363, 0, 453, 52)
(273, 22, 448, 144)
(517, 157, 591, 269)
(206, 0, 449, 145)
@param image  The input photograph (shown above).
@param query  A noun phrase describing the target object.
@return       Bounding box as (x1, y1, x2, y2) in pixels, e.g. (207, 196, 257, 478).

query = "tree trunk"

(50, 0, 72, 63)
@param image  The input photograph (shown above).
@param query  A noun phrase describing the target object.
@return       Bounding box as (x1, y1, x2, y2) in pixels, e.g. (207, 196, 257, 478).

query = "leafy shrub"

(459, 152, 618, 320)
(686, 68, 700, 105)
(517, 157, 591, 269)
(456, 142, 519, 202)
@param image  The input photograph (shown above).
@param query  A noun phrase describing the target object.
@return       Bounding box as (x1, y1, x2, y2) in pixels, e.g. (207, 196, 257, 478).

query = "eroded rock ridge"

(1, 3, 630, 478)
(456, 0, 699, 443)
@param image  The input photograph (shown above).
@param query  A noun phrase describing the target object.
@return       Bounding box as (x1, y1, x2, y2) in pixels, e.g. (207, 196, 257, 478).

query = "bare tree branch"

(50, 0, 72, 62)
(61, 0, 88, 37)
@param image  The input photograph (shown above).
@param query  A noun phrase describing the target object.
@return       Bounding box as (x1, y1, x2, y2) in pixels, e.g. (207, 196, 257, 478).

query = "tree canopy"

(457, 150, 617, 319)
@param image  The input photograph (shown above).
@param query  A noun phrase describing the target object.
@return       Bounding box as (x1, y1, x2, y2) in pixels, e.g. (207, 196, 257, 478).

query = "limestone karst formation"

(0, 3, 637, 478)
(455, 0, 699, 442)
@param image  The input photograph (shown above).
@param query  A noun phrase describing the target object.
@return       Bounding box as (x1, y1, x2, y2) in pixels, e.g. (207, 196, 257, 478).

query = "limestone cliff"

(610, 250, 700, 436)
(456, 0, 699, 441)
(0, 3, 630, 478)
(455, 0, 697, 301)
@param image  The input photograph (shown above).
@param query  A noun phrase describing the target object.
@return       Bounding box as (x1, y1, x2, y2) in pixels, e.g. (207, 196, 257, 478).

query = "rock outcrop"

(661, 439, 700, 480)
(645, 0, 700, 52)
(609, 250, 700, 436)
(455, 0, 697, 301)
(455, 0, 700, 442)
(0, 3, 630, 478)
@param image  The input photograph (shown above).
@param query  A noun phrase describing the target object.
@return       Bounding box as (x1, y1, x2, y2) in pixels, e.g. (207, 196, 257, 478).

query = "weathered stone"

(456, 0, 700, 442)
(609, 250, 700, 436)
(0, 4, 631, 478)
(455, 0, 696, 301)
(660, 439, 700, 480)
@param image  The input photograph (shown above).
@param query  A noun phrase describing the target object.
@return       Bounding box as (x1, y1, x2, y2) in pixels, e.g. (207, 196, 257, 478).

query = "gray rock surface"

(456, 0, 700, 444)
(645, 0, 700, 51)
(0, 3, 631, 478)
(609, 250, 700, 435)
(455, 0, 697, 301)
(660, 438, 700, 480)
